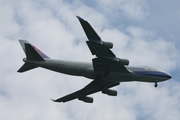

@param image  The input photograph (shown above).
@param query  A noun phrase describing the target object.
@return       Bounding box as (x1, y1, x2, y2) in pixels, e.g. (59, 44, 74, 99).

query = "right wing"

(52, 80, 120, 103)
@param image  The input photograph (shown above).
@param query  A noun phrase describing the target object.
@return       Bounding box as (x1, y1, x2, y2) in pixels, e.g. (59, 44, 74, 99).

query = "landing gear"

(154, 81, 158, 87)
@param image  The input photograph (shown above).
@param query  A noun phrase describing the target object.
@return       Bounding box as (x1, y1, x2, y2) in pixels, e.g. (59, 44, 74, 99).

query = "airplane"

(18, 16, 171, 103)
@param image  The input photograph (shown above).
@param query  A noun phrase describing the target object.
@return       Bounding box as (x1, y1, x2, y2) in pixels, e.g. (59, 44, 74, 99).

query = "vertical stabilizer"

(18, 40, 50, 72)
(18, 40, 49, 61)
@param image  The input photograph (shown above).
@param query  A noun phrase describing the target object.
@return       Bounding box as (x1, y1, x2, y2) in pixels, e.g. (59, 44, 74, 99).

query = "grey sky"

(0, 0, 180, 120)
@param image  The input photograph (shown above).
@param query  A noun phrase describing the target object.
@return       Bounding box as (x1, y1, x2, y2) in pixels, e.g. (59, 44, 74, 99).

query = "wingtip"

(51, 99, 64, 103)
(51, 98, 57, 102)
(76, 16, 85, 21)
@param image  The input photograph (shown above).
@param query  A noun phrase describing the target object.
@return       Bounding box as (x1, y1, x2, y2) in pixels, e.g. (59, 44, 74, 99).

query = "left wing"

(77, 16, 115, 58)
(52, 80, 119, 103)
(77, 16, 129, 73)
(76, 16, 101, 41)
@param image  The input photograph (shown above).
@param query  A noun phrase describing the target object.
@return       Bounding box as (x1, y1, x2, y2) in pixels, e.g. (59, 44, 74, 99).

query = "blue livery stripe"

(135, 71, 171, 79)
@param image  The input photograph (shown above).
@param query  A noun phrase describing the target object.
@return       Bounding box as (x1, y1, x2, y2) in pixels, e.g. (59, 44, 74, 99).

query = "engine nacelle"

(102, 89, 117, 96)
(120, 59, 129, 66)
(99, 41, 113, 49)
(78, 96, 93, 103)
(114, 58, 129, 66)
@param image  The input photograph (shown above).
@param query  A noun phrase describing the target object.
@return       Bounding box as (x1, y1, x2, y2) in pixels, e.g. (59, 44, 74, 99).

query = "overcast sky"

(0, 0, 180, 120)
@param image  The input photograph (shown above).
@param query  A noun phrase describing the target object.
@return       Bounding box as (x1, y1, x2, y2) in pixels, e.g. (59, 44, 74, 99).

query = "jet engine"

(99, 41, 113, 49)
(102, 89, 117, 96)
(78, 96, 93, 103)
(114, 58, 129, 66)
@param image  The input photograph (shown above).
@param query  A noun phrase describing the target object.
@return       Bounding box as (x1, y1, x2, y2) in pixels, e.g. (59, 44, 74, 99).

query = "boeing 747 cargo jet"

(18, 16, 171, 103)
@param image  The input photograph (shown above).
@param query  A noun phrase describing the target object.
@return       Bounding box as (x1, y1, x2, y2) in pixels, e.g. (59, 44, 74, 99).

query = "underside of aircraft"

(18, 16, 171, 103)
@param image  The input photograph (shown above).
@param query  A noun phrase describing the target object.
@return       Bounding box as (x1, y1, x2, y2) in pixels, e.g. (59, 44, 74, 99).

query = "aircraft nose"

(163, 72, 171, 79)
(167, 74, 171, 79)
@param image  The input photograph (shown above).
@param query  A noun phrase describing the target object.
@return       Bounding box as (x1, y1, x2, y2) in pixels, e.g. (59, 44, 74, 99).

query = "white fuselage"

(24, 58, 171, 83)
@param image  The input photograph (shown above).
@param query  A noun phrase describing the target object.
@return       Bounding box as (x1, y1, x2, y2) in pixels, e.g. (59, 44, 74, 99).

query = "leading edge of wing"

(51, 80, 120, 103)
(76, 16, 101, 41)
(51, 81, 100, 103)
(51, 90, 82, 103)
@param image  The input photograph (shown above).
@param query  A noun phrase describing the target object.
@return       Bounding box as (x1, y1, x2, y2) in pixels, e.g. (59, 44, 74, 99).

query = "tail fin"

(18, 40, 49, 61)
(18, 40, 49, 72)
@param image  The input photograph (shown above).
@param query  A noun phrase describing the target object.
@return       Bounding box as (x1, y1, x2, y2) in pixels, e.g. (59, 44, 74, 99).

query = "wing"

(52, 80, 120, 103)
(52, 17, 129, 103)
(76, 16, 101, 41)
(77, 16, 129, 73)
(77, 16, 115, 57)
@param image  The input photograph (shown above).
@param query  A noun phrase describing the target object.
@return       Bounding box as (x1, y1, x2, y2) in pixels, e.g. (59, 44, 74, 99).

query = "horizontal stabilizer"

(17, 63, 37, 73)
